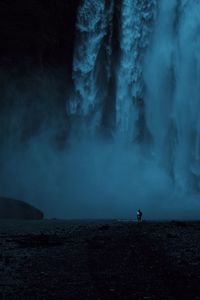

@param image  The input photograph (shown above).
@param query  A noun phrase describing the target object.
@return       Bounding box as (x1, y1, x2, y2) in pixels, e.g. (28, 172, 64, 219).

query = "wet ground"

(0, 219, 200, 299)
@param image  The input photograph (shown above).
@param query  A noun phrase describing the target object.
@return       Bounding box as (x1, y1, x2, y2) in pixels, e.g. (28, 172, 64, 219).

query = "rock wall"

(0, 0, 80, 69)
(0, 197, 44, 220)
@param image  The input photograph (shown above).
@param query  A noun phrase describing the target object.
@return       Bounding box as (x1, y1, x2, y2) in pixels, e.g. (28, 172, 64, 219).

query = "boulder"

(0, 197, 44, 220)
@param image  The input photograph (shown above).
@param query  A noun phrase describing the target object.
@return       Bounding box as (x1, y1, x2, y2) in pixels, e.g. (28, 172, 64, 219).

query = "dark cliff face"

(0, 0, 81, 144)
(0, 0, 80, 70)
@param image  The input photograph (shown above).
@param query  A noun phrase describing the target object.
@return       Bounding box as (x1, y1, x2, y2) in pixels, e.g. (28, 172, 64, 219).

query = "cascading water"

(68, 0, 114, 135)
(2, 0, 200, 220)
(68, 0, 200, 199)
(144, 0, 200, 192)
(116, 0, 156, 142)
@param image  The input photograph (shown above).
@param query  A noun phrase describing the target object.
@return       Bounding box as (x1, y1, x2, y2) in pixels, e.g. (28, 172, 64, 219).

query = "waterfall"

(174, 0, 200, 192)
(144, 0, 200, 192)
(67, 0, 114, 135)
(68, 0, 200, 194)
(116, 0, 156, 142)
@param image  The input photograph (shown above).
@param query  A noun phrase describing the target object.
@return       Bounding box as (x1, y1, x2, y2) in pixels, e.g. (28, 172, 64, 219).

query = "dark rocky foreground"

(0, 220, 200, 300)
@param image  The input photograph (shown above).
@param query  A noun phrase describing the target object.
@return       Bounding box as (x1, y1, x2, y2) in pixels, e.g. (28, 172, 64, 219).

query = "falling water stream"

(68, 0, 200, 195)
(1, 0, 200, 219)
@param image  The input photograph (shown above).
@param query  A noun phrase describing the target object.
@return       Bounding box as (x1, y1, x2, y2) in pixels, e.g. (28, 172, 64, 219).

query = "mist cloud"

(1, 130, 200, 219)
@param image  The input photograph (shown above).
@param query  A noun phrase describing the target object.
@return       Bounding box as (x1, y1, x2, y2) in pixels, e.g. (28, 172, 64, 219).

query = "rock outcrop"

(0, 197, 44, 220)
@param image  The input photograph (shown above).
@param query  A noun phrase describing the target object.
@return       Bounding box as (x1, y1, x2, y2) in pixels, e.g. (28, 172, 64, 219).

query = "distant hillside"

(0, 197, 44, 219)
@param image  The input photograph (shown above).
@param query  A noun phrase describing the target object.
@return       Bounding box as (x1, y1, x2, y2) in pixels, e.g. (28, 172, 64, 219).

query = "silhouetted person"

(137, 209, 142, 222)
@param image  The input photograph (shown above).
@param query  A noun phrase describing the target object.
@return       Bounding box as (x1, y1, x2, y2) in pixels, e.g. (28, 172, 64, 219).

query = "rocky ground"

(0, 219, 200, 300)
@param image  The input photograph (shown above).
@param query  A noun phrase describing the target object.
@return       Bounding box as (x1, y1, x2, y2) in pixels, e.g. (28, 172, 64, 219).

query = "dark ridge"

(0, 196, 44, 220)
